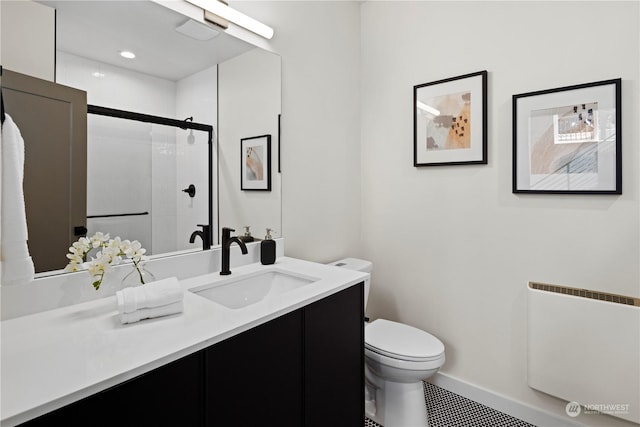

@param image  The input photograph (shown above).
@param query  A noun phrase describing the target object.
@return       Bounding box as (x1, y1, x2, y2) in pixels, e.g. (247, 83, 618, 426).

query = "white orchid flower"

(102, 246, 122, 265)
(72, 238, 91, 253)
(87, 257, 105, 277)
(63, 263, 80, 273)
(66, 252, 83, 264)
(90, 232, 110, 248)
(124, 240, 146, 262)
(65, 232, 148, 290)
(108, 237, 122, 250)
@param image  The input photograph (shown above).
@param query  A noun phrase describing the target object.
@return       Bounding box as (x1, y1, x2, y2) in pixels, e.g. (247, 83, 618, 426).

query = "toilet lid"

(365, 319, 444, 361)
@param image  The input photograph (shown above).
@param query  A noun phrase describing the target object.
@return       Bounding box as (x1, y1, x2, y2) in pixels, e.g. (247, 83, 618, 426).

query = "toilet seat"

(365, 346, 445, 372)
(365, 319, 444, 362)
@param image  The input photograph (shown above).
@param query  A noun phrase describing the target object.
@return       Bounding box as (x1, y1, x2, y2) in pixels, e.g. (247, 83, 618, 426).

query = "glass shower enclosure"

(86, 105, 214, 256)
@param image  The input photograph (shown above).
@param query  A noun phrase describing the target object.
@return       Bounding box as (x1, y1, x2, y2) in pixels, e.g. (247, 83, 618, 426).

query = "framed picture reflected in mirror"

(241, 134, 272, 191)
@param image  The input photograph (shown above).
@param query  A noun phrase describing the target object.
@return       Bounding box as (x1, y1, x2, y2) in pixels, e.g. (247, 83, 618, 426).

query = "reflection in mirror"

(219, 49, 282, 241)
(6, 0, 282, 276)
(86, 106, 213, 257)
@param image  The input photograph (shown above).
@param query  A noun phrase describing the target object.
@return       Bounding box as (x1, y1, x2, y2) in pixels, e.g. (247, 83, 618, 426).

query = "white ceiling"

(37, 0, 256, 81)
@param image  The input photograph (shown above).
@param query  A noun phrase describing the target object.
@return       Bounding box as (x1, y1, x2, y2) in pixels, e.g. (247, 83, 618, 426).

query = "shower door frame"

(87, 104, 215, 251)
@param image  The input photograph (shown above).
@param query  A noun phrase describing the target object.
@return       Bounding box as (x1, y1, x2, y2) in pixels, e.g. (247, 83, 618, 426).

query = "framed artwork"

(513, 79, 621, 194)
(413, 70, 487, 166)
(241, 134, 271, 191)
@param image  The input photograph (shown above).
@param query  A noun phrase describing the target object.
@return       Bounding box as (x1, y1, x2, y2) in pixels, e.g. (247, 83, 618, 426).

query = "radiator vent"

(529, 282, 640, 307)
(527, 281, 640, 424)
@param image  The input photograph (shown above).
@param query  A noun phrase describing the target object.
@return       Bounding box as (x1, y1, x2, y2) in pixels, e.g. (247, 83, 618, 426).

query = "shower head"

(183, 116, 195, 144)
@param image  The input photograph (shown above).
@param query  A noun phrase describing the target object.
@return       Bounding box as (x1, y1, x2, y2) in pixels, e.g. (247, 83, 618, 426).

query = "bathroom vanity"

(0, 258, 366, 426)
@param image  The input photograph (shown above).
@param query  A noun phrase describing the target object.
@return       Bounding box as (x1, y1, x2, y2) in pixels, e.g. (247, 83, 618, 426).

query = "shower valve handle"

(182, 184, 196, 198)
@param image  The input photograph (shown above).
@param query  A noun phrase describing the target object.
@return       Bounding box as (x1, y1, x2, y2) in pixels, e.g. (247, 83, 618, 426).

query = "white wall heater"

(527, 282, 640, 424)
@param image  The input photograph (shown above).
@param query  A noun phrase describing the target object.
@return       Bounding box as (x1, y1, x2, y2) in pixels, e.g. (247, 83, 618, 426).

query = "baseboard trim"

(426, 372, 583, 427)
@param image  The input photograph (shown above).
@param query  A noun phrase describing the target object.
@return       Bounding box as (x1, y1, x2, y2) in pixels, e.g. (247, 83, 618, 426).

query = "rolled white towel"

(116, 276, 183, 314)
(119, 300, 184, 325)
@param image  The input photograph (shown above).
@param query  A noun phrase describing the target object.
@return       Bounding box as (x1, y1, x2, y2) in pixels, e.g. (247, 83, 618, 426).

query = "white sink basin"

(190, 270, 318, 309)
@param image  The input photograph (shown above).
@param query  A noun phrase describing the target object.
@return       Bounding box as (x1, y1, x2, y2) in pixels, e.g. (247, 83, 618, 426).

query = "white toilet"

(330, 258, 445, 427)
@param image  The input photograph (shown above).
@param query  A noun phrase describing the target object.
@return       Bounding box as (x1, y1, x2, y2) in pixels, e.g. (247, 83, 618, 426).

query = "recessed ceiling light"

(120, 51, 136, 59)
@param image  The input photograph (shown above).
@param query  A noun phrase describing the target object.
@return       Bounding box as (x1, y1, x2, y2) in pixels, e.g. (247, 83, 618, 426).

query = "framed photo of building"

(513, 79, 621, 194)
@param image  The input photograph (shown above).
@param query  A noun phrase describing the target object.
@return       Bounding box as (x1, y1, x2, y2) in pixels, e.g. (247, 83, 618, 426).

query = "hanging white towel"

(1, 114, 35, 286)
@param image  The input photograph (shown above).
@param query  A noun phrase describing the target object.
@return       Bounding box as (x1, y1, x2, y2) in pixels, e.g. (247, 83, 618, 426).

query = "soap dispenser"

(260, 228, 276, 265)
(239, 226, 255, 243)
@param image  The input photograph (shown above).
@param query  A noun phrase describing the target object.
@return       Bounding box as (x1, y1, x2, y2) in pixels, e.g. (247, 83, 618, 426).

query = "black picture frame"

(513, 79, 621, 194)
(413, 70, 487, 166)
(241, 134, 271, 191)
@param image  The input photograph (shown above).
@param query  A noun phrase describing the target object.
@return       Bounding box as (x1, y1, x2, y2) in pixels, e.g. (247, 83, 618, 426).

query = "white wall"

(56, 51, 176, 116)
(235, 1, 639, 425)
(231, 1, 363, 261)
(218, 48, 281, 240)
(0, 0, 55, 81)
(360, 2, 639, 427)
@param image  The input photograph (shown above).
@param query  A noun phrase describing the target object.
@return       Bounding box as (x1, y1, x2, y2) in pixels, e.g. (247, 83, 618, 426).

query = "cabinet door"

(21, 351, 204, 426)
(304, 283, 364, 427)
(204, 309, 303, 426)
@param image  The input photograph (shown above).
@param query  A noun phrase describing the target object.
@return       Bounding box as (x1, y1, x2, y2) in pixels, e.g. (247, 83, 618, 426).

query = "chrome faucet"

(189, 224, 211, 250)
(220, 227, 248, 275)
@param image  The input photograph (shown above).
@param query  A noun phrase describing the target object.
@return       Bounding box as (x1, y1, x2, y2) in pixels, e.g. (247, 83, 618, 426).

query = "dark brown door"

(2, 69, 87, 272)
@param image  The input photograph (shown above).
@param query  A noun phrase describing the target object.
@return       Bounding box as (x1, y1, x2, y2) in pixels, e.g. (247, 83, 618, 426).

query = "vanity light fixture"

(186, 0, 274, 40)
(120, 50, 136, 59)
(175, 19, 220, 41)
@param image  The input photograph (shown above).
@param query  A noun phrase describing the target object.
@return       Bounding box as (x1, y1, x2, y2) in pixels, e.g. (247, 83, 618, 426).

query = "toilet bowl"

(329, 258, 446, 427)
(365, 319, 445, 426)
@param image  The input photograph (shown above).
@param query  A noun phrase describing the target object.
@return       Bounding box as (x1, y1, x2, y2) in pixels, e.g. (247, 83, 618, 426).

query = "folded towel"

(1, 114, 35, 286)
(119, 300, 184, 324)
(116, 276, 183, 313)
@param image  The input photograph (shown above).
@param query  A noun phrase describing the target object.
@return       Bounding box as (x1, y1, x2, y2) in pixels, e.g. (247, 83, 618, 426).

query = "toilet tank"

(328, 258, 372, 309)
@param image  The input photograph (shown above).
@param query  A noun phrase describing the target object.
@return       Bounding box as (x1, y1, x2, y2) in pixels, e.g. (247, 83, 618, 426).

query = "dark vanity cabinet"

(304, 282, 365, 427)
(21, 351, 204, 426)
(20, 283, 363, 427)
(204, 308, 304, 426)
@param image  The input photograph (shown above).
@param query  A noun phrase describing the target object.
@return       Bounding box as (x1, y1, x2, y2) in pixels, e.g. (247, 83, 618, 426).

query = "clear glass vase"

(121, 263, 155, 289)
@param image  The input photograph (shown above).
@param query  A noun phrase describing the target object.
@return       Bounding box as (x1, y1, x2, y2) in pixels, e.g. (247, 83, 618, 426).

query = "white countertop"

(0, 257, 367, 426)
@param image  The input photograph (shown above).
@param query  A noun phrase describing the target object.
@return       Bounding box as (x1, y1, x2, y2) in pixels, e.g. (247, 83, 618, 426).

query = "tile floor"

(364, 382, 537, 427)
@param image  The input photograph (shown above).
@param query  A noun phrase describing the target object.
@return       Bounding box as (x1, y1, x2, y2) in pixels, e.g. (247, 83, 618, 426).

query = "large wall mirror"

(4, 0, 281, 274)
